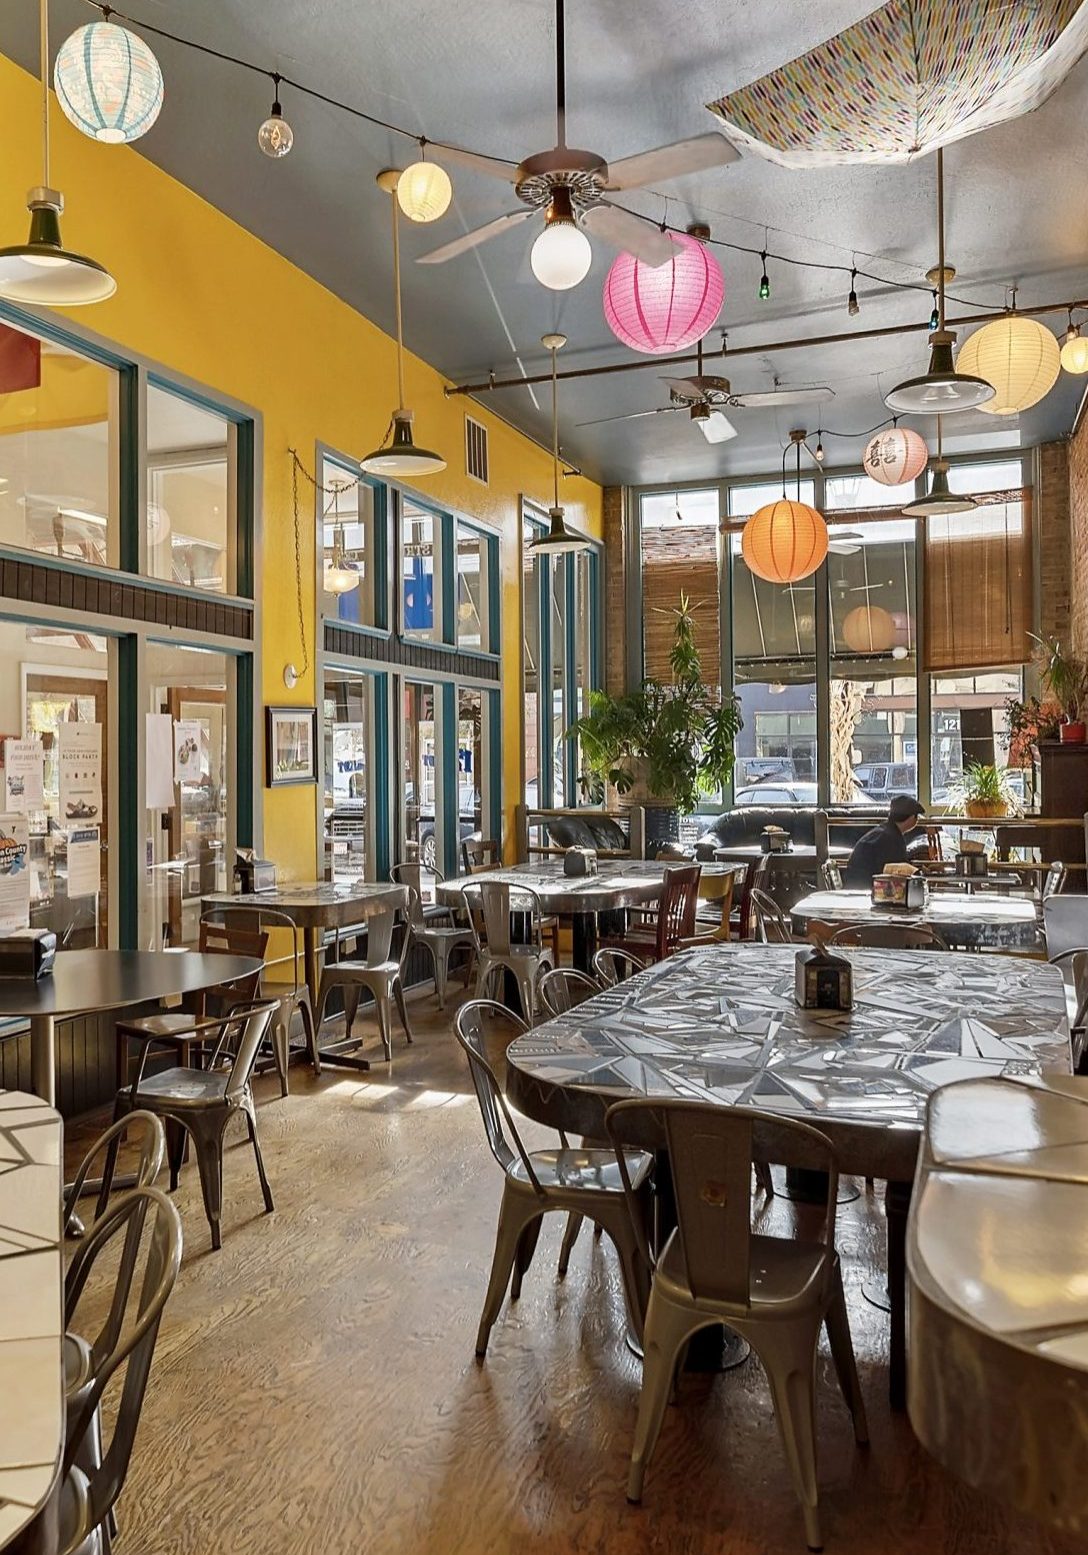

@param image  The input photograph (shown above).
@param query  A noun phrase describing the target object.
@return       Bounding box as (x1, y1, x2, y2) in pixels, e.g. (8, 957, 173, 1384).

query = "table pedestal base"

(624, 1324, 751, 1373)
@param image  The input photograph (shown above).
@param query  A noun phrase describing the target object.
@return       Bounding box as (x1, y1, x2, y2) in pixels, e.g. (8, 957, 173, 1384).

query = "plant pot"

(964, 799, 1008, 818)
(1060, 721, 1086, 745)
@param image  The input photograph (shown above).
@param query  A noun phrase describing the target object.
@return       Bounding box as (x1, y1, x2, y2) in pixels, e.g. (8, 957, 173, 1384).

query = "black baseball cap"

(889, 794, 926, 823)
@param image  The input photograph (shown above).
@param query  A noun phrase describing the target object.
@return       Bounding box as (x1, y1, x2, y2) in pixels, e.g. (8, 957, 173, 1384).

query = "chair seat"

(125, 1067, 231, 1107)
(416, 926, 474, 948)
(116, 1011, 220, 1040)
(654, 1226, 830, 1316)
(64, 1331, 93, 1396)
(326, 959, 401, 978)
(510, 1146, 653, 1195)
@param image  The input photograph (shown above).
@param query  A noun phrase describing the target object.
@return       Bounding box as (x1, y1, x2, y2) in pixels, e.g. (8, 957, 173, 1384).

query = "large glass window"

(0, 321, 117, 568)
(640, 488, 719, 684)
(456, 522, 495, 652)
(458, 686, 486, 860)
(550, 555, 568, 806)
(321, 457, 380, 627)
(146, 384, 233, 593)
(401, 682, 439, 892)
(523, 534, 540, 807)
(402, 500, 441, 642)
(323, 669, 380, 883)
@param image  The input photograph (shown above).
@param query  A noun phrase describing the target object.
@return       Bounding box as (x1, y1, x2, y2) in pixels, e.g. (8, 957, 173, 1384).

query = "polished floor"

(67, 991, 1078, 1555)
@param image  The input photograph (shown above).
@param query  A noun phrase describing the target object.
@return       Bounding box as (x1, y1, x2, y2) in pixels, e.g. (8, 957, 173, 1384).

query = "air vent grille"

(465, 416, 489, 485)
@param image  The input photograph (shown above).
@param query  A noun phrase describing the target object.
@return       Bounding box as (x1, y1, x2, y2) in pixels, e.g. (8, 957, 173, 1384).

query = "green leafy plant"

(567, 595, 742, 814)
(947, 762, 1021, 816)
(1004, 693, 1061, 763)
(1031, 635, 1088, 723)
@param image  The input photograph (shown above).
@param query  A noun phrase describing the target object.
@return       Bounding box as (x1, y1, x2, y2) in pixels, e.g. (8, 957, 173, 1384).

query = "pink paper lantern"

(603, 232, 725, 356)
(863, 427, 929, 486)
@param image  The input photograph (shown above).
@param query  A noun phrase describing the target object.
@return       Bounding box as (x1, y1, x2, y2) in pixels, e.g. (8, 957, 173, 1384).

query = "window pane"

(456, 524, 491, 651)
(147, 384, 232, 593)
(458, 687, 485, 870)
(402, 682, 439, 894)
(402, 501, 440, 641)
(551, 556, 567, 806)
(524, 533, 540, 806)
(931, 668, 1024, 809)
(323, 670, 376, 883)
(144, 643, 230, 948)
(321, 459, 378, 625)
(14, 623, 110, 947)
(0, 323, 117, 568)
(824, 472, 908, 511)
(641, 489, 719, 683)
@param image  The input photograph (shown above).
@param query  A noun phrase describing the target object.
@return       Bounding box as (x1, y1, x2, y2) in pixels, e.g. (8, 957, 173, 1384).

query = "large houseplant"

(567, 596, 741, 848)
(952, 762, 1020, 819)
(1032, 635, 1088, 744)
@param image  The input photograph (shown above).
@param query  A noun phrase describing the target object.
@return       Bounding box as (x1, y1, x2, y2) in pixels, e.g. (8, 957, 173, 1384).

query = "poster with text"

(0, 814, 30, 931)
(58, 723, 102, 824)
(66, 825, 101, 899)
(173, 719, 202, 786)
(3, 738, 44, 813)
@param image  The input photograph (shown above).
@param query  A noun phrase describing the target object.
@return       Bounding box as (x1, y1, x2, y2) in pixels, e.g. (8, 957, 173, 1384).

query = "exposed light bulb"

(531, 189, 591, 291)
(848, 268, 859, 317)
(397, 158, 452, 223)
(1061, 324, 1088, 375)
(815, 435, 825, 462)
(258, 79, 293, 158)
(758, 251, 770, 301)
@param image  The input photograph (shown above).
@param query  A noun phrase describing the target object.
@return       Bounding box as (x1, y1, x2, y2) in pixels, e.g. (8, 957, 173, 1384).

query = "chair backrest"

(1044, 894, 1088, 961)
(453, 1001, 539, 1188)
(819, 859, 843, 892)
(390, 862, 429, 927)
(462, 837, 501, 874)
(606, 1098, 839, 1311)
(64, 1111, 165, 1232)
(828, 921, 949, 951)
(463, 879, 541, 958)
(655, 864, 702, 958)
(63, 1187, 182, 1543)
(198, 917, 268, 1002)
(750, 886, 793, 944)
(592, 947, 646, 986)
(1043, 860, 1068, 900)
(537, 967, 599, 1019)
(203, 1000, 278, 1103)
(202, 905, 304, 993)
(356, 907, 398, 966)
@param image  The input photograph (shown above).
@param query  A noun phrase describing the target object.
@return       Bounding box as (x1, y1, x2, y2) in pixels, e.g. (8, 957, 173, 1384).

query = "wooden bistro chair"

(602, 863, 703, 966)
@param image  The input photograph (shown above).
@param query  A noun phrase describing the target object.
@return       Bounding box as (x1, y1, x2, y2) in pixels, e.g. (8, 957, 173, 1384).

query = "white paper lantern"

(862, 427, 929, 487)
(956, 316, 1060, 415)
(397, 162, 453, 224)
(54, 21, 164, 145)
(842, 605, 896, 654)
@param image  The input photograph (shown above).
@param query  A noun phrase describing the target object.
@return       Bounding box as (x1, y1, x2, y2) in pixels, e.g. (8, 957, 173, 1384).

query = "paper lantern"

(54, 21, 163, 144)
(1061, 326, 1088, 375)
(842, 605, 896, 653)
(956, 316, 1060, 415)
(397, 162, 453, 224)
(863, 427, 929, 486)
(603, 232, 724, 355)
(741, 499, 828, 583)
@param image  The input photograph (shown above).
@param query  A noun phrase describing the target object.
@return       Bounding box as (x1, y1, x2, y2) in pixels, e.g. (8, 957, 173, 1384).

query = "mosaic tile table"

(790, 887, 1042, 952)
(0, 1091, 63, 1553)
(507, 943, 1071, 1407)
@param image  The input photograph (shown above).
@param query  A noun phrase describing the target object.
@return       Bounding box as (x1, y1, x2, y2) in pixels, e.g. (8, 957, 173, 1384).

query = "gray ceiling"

(5, 0, 1088, 485)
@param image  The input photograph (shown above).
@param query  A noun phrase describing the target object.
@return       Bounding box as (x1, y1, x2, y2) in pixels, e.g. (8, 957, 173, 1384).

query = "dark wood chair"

(602, 864, 703, 965)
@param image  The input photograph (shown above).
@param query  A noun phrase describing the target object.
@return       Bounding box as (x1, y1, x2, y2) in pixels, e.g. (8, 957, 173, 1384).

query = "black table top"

(0, 949, 260, 1019)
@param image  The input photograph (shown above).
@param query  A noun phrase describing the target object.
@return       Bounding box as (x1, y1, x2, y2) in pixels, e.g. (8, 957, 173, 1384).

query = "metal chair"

(751, 886, 795, 944)
(463, 879, 554, 1020)
(1043, 893, 1088, 961)
(827, 922, 949, 951)
(200, 904, 320, 1092)
(605, 1098, 868, 1551)
(453, 1002, 653, 1357)
(819, 859, 843, 892)
(59, 1186, 182, 1555)
(64, 1110, 165, 1237)
(592, 947, 646, 986)
(391, 861, 475, 1009)
(1043, 860, 1068, 899)
(602, 863, 703, 965)
(116, 1000, 278, 1251)
(316, 907, 413, 1063)
(537, 967, 600, 1018)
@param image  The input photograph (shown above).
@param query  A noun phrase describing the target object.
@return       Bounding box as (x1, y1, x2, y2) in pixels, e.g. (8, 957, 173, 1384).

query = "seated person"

(843, 795, 927, 886)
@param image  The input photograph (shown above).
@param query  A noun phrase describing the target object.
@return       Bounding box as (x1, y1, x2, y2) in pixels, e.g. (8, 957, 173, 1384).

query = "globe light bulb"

(258, 89, 293, 159)
(1061, 325, 1088, 375)
(397, 160, 453, 223)
(530, 189, 592, 291)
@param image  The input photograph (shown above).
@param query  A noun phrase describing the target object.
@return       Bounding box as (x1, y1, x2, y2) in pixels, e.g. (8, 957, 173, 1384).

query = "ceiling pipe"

(444, 296, 1088, 397)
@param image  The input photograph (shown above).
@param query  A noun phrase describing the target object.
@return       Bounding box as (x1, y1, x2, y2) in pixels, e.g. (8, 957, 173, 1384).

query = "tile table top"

(791, 887, 1041, 951)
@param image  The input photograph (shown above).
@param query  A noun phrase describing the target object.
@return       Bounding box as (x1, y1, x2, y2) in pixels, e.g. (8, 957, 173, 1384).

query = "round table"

(0, 949, 261, 1105)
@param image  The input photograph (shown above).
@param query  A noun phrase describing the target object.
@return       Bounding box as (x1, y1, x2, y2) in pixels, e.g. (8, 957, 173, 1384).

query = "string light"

(848, 267, 859, 317)
(815, 432, 825, 462)
(257, 74, 293, 157)
(929, 290, 940, 331)
(758, 251, 770, 301)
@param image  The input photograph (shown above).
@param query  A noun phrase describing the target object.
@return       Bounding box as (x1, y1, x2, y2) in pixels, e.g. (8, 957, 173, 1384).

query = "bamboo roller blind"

(642, 525, 719, 682)
(923, 488, 1032, 672)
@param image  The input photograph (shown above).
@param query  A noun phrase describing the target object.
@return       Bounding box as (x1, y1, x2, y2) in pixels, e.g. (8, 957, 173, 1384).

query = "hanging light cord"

(936, 146, 946, 332)
(391, 190, 406, 412)
(551, 345, 560, 510)
(39, 0, 50, 185)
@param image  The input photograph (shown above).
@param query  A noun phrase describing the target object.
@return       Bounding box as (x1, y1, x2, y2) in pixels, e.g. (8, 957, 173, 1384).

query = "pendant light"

(0, 0, 116, 306)
(529, 334, 589, 554)
(901, 417, 977, 517)
(741, 433, 828, 584)
(361, 171, 446, 478)
(885, 149, 992, 415)
(1061, 316, 1088, 375)
(322, 481, 359, 594)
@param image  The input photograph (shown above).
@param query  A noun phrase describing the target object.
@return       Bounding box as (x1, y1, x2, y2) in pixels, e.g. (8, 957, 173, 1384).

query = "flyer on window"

(0, 814, 30, 931)
(2, 738, 44, 813)
(173, 719, 202, 786)
(58, 722, 102, 824)
(66, 825, 101, 900)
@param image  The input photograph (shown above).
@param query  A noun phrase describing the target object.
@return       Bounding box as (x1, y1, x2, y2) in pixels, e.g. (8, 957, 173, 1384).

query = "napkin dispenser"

(871, 872, 927, 910)
(955, 846, 989, 878)
(760, 826, 791, 855)
(0, 928, 56, 980)
(234, 849, 276, 894)
(563, 846, 598, 878)
(795, 944, 853, 1011)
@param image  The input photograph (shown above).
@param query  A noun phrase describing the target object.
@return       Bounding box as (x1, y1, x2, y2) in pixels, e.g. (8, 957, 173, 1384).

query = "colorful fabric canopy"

(707, 0, 1088, 165)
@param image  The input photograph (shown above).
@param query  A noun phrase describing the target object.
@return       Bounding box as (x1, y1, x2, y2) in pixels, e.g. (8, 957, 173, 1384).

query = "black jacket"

(844, 821, 910, 886)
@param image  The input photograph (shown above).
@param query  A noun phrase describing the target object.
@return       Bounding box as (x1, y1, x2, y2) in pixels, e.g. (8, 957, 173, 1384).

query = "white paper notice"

(58, 723, 102, 824)
(145, 714, 175, 810)
(173, 719, 202, 786)
(66, 825, 101, 899)
(3, 738, 44, 813)
(0, 814, 31, 931)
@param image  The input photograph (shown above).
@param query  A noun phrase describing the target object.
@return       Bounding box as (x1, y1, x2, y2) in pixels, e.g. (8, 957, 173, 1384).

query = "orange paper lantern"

(842, 605, 897, 653)
(741, 499, 828, 583)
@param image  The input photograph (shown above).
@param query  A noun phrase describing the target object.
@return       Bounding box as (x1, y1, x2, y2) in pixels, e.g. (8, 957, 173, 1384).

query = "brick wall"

(603, 486, 626, 694)
(1070, 415, 1088, 657)
(1038, 440, 1072, 648)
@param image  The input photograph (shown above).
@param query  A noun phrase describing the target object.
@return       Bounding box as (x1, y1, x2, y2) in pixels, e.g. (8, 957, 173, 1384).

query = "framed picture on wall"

(265, 705, 318, 787)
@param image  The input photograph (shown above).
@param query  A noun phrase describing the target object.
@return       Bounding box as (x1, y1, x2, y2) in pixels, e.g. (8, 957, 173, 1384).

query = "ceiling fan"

(417, 0, 740, 286)
(577, 343, 836, 444)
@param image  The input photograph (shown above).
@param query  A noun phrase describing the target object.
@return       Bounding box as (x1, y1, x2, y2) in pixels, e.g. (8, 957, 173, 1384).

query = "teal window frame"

(319, 448, 390, 635)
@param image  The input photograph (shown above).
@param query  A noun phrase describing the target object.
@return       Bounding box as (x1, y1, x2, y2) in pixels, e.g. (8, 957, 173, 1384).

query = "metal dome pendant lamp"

(884, 148, 993, 416)
(901, 416, 977, 517)
(0, 0, 116, 306)
(361, 170, 446, 478)
(529, 334, 589, 554)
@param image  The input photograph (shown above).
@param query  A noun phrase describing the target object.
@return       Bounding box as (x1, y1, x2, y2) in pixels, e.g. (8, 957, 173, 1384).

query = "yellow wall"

(0, 51, 603, 876)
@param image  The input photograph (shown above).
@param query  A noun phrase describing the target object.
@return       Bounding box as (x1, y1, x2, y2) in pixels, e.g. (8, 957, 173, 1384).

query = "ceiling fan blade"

(603, 133, 740, 191)
(662, 374, 731, 398)
(731, 385, 836, 408)
(698, 411, 737, 445)
(416, 209, 535, 264)
(576, 406, 683, 428)
(582, 203, 676, 266)
(427, 142, 520, 183)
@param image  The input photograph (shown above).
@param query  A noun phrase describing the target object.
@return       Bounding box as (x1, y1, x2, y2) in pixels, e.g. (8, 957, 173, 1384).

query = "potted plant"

(1005, 693, 1061, 765)
(1032, 635, 1088, 744)
(953, 762, 1020, 819)
(567, 595, 741, 852)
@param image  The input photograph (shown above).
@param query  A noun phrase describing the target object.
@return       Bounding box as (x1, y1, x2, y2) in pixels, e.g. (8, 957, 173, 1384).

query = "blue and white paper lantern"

(54, 22, 164, 145)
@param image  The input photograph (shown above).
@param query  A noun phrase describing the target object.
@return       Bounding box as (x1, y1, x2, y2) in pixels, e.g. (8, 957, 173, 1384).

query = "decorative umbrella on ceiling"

(706, 0, 1088, 166)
